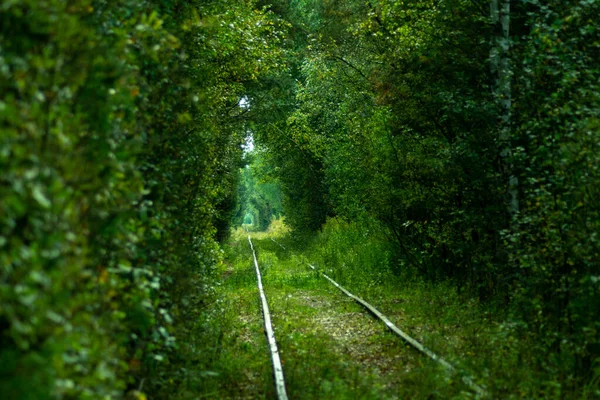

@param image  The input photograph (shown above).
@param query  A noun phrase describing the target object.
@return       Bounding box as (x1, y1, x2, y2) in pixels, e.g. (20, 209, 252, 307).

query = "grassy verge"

(185, 237, 275, 399)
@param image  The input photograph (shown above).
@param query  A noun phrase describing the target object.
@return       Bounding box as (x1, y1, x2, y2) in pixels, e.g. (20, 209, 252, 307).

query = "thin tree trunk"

(491, 0, 518, 215)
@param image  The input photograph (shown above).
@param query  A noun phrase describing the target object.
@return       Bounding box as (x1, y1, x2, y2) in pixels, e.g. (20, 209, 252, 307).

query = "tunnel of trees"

(234, 150, 283, 232)
(1, 0, 599, 398)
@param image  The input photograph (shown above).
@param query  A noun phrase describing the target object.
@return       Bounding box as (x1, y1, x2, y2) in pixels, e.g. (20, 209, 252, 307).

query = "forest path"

(205, 231, 477, 399)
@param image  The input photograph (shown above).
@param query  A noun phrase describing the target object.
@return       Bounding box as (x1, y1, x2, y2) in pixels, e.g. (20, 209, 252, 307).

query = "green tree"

(506, 0, 600, 379)
(0, 0, 286, 397)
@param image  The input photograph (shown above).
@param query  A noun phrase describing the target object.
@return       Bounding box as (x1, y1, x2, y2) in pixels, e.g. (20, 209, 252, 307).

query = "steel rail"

(307, 263, 487, 397)
(270, 237, 286, 250)
(248, 236, 289, 400)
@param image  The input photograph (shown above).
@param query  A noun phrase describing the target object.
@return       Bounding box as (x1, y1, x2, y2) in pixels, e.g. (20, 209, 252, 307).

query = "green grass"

(185, 225, 479, 399)
(183, 219, 599, 399)
(252, 237, 421, 400)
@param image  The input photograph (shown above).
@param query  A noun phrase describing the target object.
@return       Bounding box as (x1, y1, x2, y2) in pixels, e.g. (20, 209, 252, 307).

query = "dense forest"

(1, 0, 599, 398)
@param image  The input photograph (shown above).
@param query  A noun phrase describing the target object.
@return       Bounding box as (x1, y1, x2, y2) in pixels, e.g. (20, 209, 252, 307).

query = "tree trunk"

(491, 0, 518, 215)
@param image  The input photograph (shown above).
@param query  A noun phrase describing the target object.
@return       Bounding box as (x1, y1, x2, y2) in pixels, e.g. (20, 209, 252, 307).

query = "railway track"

(248, 236, 486, 399)
(248, 236, 288, 400)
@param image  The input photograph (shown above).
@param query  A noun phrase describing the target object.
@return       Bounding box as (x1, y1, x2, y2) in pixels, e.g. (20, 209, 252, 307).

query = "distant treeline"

(234, 151, 283, 231)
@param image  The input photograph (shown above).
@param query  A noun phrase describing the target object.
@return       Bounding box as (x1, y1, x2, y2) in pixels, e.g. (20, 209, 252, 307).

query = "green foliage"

(304, 217, 598, 398)
(505, 0, 600, 381)
(234, 151, 283, 231)
(1, 1, 154, 397)
(0, 0, 286, 397)
(2, 0, 599, 396)
(310, 218, 396, 286)
(262, 0, 504, 284)
(252, 0, 600, 393)
(250, 119, 332, 234)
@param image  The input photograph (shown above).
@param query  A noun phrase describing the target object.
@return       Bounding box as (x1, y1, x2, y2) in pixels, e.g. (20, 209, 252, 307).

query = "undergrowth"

(302, 217, 600, 399)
